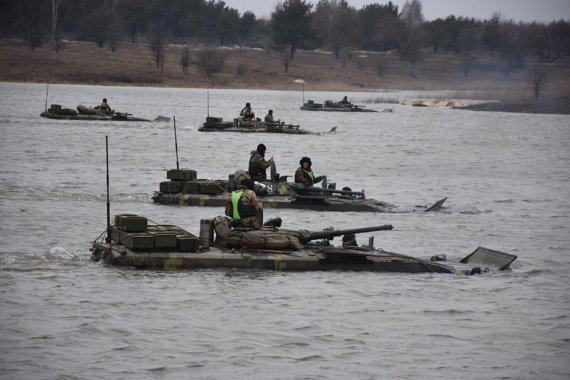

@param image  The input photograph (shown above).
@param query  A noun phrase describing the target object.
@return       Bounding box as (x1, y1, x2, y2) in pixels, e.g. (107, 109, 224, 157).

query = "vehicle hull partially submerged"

(198, 116, 330, 134)
(40, 104, 169, 122)
(91, 214, 517, 274)
(301, 100, 377, 112)
(152, 169, 445, 213)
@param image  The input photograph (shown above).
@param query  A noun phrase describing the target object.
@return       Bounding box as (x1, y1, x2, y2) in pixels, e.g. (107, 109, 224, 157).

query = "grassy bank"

(1, 38, 569, 102)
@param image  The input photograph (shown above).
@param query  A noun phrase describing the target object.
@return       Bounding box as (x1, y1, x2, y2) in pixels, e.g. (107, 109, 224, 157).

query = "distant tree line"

(1, 0, 569, 69)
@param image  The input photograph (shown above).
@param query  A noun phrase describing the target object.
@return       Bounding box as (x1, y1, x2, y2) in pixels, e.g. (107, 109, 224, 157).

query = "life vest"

(304, 168, 315, 183)
(240, 107, 252, 118)
(231, 190, 256, 220)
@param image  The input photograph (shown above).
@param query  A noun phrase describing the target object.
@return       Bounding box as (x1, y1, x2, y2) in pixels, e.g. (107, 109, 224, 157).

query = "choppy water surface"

(1, 82, 569, 379)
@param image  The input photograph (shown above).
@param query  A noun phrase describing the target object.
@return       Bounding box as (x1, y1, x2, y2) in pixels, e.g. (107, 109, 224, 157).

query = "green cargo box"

(199, 181, 226, 194)
(115, 214, 148, 232)
(150, 232, 178, 249)
(177, 234, 199, 252)
(124, 232, 155, 250)
(167, 169, 197, 181)
(160, 181, 184, 193)
(182, 181, 200, 194)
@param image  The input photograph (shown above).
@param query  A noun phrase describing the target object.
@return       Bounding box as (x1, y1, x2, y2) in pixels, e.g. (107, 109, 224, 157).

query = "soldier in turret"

(264, 109, 279, 123)
(248, 144, 274, 181)
(295, 156, 324, 187)
(239, 102, 255, 122)
(100, 98, 112, 112)
(225, 179, 263, 229)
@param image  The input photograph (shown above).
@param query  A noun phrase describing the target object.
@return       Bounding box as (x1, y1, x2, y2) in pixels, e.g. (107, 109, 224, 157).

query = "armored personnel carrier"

(199, 116, 334, 134)
(91, 213, 517, 274)
(301, 100, 377, 112)
(40, 104, 170, 122)
(152, 168, 446, 213)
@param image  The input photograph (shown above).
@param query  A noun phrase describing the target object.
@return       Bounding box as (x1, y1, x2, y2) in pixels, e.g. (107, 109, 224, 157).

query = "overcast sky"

(222, 0, 570, 23)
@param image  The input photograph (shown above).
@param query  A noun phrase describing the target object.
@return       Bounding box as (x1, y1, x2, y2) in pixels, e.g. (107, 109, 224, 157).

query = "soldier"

(100, 98, 112, 112)
(295, 156, 325, 187)
(248, 144, 274, 181)
(240, 102, 255, 121)
(264, 109, 274, 123)
(340, 96, 349, 104)
(225, 179, 263, 229)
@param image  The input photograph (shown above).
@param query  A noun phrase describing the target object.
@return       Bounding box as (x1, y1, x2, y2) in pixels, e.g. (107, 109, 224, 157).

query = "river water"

(0, 82, 569, 379)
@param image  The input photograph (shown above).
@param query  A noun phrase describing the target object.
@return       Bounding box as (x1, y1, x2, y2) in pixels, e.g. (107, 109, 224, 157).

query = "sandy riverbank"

(1, 39, 569, 114)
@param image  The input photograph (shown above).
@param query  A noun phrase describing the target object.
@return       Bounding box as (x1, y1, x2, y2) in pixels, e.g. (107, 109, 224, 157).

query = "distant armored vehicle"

(152, 168, 446, 213)
(91, 213, 517, 274)
(301, 99, 377, 112)
(199, 116, 334, 134)
(40, 104, 170, 122)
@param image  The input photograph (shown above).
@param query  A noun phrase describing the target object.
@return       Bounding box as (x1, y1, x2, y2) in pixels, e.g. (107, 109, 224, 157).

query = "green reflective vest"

(231, 190, 244, 220)
(304, 169, 315, 182)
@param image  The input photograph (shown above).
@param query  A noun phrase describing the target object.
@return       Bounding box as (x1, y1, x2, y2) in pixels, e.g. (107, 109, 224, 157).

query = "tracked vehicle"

(198, 116, 334, 134)
(40, 104, 170, 122)
(91, 214, 516, 274)
(152, 169, 446, 213)
(301, 99, 377, 112)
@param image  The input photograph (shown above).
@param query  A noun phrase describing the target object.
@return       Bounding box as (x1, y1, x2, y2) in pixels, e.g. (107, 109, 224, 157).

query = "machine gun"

(293, 224, 393, 244)
(297, 186, 365, 198)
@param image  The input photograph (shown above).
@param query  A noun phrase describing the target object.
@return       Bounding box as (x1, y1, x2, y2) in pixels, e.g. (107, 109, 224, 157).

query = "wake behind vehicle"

(91, 213, 517, 274)
(40, 104, 170, 122)
(152, 168, 446, 213)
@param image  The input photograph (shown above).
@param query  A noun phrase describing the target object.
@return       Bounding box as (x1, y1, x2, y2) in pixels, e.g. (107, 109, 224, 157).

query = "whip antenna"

(173, 116, 179, 170)
(105, 136, 111, 243)
(207, 91, 209, 117)
(44, 73, 50, 112)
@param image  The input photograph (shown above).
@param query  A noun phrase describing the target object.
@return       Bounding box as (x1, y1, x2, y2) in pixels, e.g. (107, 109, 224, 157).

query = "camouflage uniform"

(225, 188, 263, 229)
(295, 166, 316, 187)
(240, 106, 254, 121)
(249, 150, 273, 181)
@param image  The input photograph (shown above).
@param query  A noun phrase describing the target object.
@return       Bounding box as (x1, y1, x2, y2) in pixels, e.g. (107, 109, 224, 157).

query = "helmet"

(246, 102, 251, 107)
(103, 98, 107, 102)
(257, 144, 266, 155)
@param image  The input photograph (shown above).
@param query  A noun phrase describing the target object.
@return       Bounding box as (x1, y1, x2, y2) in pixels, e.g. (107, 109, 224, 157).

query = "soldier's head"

(300, 156, 311, 168)
(240, 178, 255, 190)
(268, 109, 273, 114)
(246, 102, 251, 108)
(257, 144, 266, 155)
(103, 98, 107, 102)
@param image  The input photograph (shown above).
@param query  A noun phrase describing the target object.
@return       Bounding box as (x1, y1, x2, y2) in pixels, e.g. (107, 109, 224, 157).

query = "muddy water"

(1, 82, 569, 379)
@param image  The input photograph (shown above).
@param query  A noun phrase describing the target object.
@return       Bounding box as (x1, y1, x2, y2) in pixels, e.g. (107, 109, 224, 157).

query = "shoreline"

(2, 38, 569, 115)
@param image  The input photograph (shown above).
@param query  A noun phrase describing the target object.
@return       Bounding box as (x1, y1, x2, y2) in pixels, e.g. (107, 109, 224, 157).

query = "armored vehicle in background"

(40, 104, 170, 122)
(152, 168, 446, 213)
(199, 116, 334, 134)
(301, 99, 377, 112)
(91, 213, 517, 274)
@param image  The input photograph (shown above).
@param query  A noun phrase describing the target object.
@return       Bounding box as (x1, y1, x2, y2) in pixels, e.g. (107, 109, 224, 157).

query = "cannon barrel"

(296, 224, 393, 243)
(298, 186, 365, 197)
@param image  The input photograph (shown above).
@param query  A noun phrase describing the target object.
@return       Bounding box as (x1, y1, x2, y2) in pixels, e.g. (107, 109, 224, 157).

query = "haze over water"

(1, 82, 569, 379)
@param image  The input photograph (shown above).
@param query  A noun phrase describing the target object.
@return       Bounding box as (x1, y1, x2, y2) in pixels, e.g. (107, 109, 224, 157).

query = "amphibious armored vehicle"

(152, 168, 446, 213)
(301, 100, 377, 112)
(91, 213, 517, 274)
(199, 116, 333, 134)
(40, 104, 169, 122)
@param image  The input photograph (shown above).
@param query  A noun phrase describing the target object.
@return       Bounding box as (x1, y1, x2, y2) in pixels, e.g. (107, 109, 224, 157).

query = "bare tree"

(281, 53, 291, 73)
(196, 49, 227, 78)
(150, 30, 167, 71)
(527, 64, 547, 98)
(181, 47, 190, 74)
